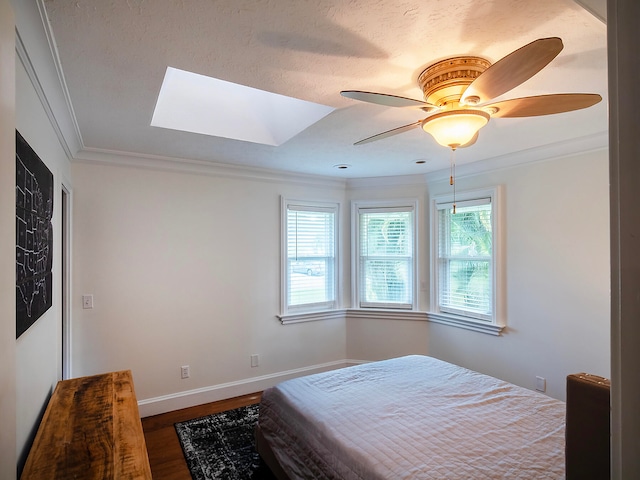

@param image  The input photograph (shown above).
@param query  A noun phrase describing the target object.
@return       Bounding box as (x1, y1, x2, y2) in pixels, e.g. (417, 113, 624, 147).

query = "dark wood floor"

(141, 392, 263, 479)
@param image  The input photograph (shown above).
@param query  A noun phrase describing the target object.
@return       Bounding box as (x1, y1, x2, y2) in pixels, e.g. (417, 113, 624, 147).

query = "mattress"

(258, 355, 565, 479)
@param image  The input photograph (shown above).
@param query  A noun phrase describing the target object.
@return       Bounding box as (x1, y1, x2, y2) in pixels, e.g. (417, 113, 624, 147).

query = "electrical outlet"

(181, 365, 190, 379)
(535, 376, 546, 392)
(82, 294, 94, 309)
(251, 354, 259, 367)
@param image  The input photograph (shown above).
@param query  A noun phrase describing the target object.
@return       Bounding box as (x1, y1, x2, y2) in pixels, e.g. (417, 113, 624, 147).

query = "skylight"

(151, 67, 334, 146)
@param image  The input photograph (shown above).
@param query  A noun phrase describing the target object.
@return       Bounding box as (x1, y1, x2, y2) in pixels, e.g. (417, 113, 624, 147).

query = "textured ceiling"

(42, 0, 607, 179)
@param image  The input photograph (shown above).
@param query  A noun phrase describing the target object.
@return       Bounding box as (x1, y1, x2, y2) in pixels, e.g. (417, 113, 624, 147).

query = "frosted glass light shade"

(421, 110, 490, 148)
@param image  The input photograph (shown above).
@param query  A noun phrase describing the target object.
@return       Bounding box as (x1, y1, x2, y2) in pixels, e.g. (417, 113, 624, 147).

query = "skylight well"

(151, 67, 334, 146)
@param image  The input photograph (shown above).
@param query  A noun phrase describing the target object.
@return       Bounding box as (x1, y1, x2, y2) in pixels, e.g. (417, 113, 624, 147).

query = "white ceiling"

(41, 0, 608, 179)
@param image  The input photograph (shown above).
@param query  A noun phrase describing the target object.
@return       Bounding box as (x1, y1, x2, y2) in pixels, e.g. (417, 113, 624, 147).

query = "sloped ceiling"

(41, 0, 607, 179)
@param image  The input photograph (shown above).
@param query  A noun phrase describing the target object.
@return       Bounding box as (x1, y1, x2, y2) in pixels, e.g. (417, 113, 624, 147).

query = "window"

(354, 202, 417, 309)
(431, 187, 502, 331)
(282, 199, 337, 314)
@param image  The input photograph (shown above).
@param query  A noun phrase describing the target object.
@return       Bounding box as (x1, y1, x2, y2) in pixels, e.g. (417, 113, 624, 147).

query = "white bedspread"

(258, 355, 565, 479)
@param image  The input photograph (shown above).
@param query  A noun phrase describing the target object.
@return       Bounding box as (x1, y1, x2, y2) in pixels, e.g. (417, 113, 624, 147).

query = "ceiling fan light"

(421, 110, 490, 149)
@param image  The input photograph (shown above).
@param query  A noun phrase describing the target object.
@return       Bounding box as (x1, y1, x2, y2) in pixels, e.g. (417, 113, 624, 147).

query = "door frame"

(61, 180, 72, 380)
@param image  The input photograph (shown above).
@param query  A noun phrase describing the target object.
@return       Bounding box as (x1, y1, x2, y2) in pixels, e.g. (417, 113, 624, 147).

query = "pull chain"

(450, 147, 457, 214)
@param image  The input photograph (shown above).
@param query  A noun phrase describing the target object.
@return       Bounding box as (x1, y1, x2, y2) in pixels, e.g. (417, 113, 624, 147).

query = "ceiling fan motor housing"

(418, 56, 491, 107)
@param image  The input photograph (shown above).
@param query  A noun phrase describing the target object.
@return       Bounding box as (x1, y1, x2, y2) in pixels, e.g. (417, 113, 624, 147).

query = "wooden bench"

(21, 370, 152, 479)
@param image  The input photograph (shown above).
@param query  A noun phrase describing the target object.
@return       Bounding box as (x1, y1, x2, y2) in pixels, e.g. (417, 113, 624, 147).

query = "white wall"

(71, 161, 349, 414)
(14, 56, 73, 468)
(425, 150, 610, 400)
(72, 150, 610, 413)
(0, 1, 17, 478)
(347, 317, 429, 360)
(345, 179, 431, 361)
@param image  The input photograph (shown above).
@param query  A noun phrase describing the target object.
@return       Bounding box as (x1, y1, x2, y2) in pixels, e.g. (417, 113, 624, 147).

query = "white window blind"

(437, 198, 492, 320)
(285, 203, 336, 312)
(358, 206, 414, 309)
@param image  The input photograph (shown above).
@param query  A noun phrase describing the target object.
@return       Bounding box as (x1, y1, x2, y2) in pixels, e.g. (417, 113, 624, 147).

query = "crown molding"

(573, 0, 607, 23)
(15, 30, 74, 159)
(346, 174, 428, 189)
(73, 131, 607, 189)
(424, 131, 608, 184)
(74, 147, 348, 188)
(15, 0, 83, 159)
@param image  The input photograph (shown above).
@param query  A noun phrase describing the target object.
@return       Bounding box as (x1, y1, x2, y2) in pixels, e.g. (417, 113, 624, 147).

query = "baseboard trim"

(138, 359, 364, 417)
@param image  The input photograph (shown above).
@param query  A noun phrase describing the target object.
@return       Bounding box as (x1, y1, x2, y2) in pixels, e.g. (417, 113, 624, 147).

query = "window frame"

(428, 186, 504, 334)
(352, 199, 418, 311)
(280, 197, 339, 316)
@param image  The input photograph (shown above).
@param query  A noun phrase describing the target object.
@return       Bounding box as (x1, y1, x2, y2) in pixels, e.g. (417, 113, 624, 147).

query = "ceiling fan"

(341, 37, 602, 150)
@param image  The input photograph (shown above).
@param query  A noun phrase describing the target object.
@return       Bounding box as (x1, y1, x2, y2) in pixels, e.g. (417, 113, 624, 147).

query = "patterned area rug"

(175, 403, 276, 480)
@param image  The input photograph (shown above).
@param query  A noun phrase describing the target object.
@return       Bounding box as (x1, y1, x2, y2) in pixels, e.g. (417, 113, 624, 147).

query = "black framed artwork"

(16, 130, 53, 338)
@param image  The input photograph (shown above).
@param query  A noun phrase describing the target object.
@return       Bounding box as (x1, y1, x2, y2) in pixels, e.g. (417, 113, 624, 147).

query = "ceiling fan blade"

(341, 90, 438, 111)
(484, 93, 602, 118)
(354, 121, 423, 145)
(461, 37, 564, 105)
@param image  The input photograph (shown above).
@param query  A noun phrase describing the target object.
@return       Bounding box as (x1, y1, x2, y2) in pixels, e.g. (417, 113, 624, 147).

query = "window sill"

(277, 309, 347, 325)
(426, 312, 504, 336)
(346, 309, 428, 322)
(277, 308, 428, 325)
(278, 310, 504, 335)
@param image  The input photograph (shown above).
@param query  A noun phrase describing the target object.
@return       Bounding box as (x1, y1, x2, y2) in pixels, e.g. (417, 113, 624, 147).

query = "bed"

(256, 355, 566, 479)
